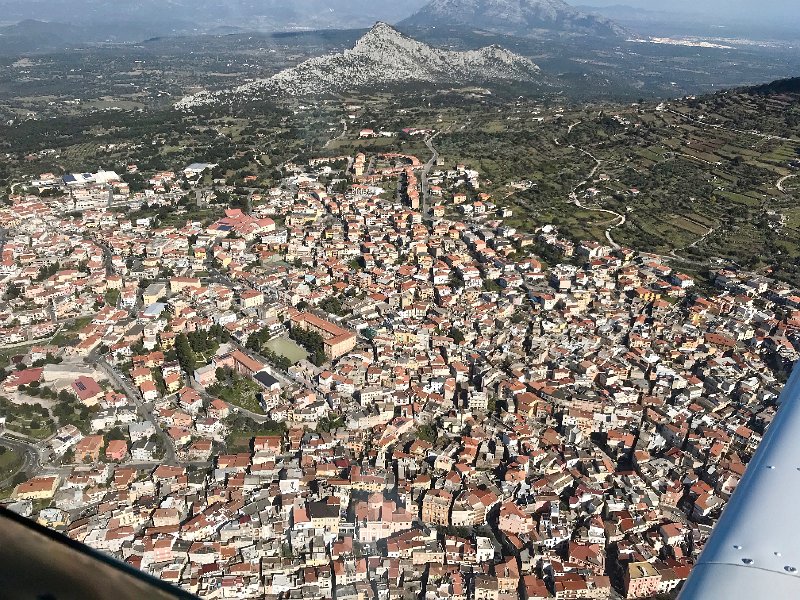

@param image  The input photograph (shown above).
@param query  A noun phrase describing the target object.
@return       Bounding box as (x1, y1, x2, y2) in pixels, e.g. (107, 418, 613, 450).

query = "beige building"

(625, 562, 661, 599)
(142, 282, 167, 305)
(14, 475, 60, 500)
(240, 289, 265, 309)
(291, 311, 357, 359)
(421, 489, 452, 526)
(170, 277, 201, 293)
(308, 501, 341, 534)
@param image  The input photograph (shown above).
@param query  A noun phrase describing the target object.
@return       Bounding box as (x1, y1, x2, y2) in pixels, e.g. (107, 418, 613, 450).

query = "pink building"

(105, 440, 128, 462)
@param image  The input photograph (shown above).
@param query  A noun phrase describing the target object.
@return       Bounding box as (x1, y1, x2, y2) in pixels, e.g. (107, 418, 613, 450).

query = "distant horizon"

(0, 0, 799, 42)
(573, 0, 800, 25)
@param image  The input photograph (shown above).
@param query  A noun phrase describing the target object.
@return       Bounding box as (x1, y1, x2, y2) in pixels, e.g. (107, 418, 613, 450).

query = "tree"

(4, 283, 22, 300)
(106, 427, 126, 441)
(417, 423, 438, 443)
(289, 327, 327, 366)
(216, 367, 231, 383)
(175, 333, 196, 373)
(448, 327, 465, 345)
(320, 296, 346, 316)
(104, 288, 121, 307)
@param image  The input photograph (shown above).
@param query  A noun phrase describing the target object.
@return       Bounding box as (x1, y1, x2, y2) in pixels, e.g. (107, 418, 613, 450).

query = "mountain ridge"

(177, 22, 541, 108)
(400, 0, 627, 38)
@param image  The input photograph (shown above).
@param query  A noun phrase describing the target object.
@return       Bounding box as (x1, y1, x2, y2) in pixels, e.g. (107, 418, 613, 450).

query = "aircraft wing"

(679, 364, 800, 598)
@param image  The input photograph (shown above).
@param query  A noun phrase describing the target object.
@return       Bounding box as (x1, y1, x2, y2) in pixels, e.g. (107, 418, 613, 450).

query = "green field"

(265, 337, 309, 364)
(0, 448, 22, 480)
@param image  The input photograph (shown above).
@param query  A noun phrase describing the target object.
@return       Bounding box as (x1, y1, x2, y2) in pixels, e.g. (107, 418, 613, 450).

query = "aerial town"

(0, 133, 796, 600)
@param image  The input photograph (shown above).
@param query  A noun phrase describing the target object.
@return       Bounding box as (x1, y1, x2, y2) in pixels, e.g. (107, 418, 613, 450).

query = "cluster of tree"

(319, 296, 347, 317)
(148, 432, 166, 459)
(245, 327, 271, 353)
(176, 325, 230, 373)
(31, 353, 62, 368)
(226, 413, 286, 441)
(52, 390, 91, 433)
(35, 262, 60, 281)
(186, 325, 229, 354)
(315, 414, 344, 434)
(448, 327, 465, 345)
(262, 348, 292, 372)
(17, 383, 57, 400)
(105, 427, 127, 443)
(0, 397, 49, 422)
(151, 368, 167, 396)
(4, 283, 22, 300)
(175, 333, 197, 373)
(121, 171, 146, 193)
(289, 327, 326, 366)
(416, 423, 438, 444)
(214, 366, 235, 385)
(104, 288, 121, 307)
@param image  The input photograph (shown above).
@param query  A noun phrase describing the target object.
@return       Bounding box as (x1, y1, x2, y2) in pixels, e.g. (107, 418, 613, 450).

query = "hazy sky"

(1, 0, 799, 35)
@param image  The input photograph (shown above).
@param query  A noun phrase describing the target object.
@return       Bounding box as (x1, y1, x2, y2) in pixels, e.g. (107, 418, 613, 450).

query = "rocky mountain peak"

(177, 24, 540, 108)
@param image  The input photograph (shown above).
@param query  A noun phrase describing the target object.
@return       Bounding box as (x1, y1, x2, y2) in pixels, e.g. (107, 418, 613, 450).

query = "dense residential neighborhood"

(0, 137, 796, 600)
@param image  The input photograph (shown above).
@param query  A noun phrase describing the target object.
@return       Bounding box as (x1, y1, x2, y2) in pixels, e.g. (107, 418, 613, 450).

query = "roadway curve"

(0, 434, 42, 489)
(777, 174, 797, 194)
(670, 225, 716, 264)
(324, 119, 347, 149)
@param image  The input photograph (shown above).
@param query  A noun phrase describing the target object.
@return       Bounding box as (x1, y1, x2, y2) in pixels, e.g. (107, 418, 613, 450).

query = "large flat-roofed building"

(142, 283, 167, 305)
(290, 311, 357, 360)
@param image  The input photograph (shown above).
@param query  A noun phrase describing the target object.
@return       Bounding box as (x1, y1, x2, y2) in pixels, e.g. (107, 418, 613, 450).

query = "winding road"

(664, 107, 800, 144)
(669, 225, 716, 264)
(324, 119, 348, 149)
(569, 148, 625, 249)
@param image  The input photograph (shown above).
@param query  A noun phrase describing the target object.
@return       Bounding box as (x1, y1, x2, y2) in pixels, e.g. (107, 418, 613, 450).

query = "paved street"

(94, 356, 178, 466)
(0, 434, 42, 489)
